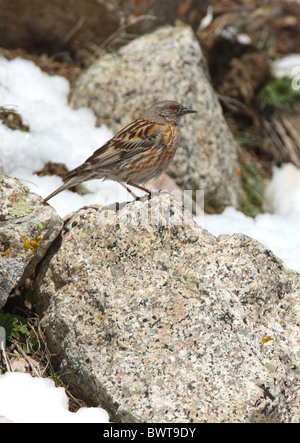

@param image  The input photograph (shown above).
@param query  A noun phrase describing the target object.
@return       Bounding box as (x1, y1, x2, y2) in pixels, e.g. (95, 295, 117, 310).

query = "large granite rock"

(35, 195, 300, 423)
(0, 170, 63, 308)
(71, 25, 241, 210)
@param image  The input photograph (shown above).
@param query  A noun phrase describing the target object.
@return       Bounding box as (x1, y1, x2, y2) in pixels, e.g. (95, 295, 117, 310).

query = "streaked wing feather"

(66, 119, 164, 179)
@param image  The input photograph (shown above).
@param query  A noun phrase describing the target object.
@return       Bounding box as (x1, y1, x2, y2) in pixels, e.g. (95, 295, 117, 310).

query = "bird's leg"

(120, 182, 139, 200)
(120, 182, 153, 201)
(127, 181, 152, 197)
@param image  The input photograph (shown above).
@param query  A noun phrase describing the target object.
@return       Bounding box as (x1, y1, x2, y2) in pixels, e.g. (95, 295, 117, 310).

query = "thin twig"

(1, 347, 12, 373)
(62, 17, 86, 44)
(217, 93, 249, 112)
(12, 341, 41, 377)
(98, 14, 157, 52)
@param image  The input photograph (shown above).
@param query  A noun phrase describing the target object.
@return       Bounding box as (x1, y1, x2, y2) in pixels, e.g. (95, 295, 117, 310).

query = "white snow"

(201, 164, 300, 274)
(272, 54, 300, 80)
(0, 372, 109, 423)
(0, 55, 300, 422)
(0, 56, 132, 218)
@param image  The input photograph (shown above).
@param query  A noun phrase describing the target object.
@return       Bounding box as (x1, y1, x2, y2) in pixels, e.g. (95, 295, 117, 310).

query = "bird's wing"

(65, 119, 164, 180)
(89, 119, 164, 165)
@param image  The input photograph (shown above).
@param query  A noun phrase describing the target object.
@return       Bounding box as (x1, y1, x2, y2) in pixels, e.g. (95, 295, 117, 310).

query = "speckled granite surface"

(35, 195, 300, 422)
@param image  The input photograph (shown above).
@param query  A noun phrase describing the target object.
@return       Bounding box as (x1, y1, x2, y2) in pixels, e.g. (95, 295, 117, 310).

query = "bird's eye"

(170, 105, 177, 111)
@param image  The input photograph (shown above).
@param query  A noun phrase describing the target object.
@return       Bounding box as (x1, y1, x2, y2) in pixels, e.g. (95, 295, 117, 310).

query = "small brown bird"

(43, 100, 197, 202)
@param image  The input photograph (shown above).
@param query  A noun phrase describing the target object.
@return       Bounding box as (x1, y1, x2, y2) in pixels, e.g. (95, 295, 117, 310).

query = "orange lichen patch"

(20, 234, 41, 251)
(260, 336, 272, 350)
(1, 249, 8, 258)
(235, 166, 241, 177)
(262, 336, 271, 345)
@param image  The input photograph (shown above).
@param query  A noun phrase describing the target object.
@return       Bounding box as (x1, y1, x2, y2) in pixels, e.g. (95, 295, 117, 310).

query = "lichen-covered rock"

(0, 170, 63, 308)
(35, 195, 300, 423)
(71, 25, 241, 210)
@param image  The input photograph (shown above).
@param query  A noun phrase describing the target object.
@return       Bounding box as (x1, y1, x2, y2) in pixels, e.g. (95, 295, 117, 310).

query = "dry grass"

(0, 310, 87, 412)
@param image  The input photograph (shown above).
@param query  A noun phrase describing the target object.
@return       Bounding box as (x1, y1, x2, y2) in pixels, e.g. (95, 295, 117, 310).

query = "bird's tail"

(43, 175, 83, 203)
(43, 183, 70, 203)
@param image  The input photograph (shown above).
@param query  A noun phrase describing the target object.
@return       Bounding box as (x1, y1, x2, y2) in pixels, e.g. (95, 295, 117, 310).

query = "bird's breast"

(163, 124, 180, 150)
(148, 125, 179, 180)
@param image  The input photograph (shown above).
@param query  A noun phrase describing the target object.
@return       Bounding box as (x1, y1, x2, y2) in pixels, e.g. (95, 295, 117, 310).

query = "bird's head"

(142, 100, 197, 125)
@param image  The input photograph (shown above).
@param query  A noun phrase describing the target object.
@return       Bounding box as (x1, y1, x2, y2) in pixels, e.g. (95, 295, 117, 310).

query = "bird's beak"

(182, 107, 197, 115)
